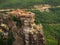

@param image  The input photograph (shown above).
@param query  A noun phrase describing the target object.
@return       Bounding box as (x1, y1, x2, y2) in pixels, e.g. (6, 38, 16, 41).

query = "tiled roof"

(8, 9, 35, 17)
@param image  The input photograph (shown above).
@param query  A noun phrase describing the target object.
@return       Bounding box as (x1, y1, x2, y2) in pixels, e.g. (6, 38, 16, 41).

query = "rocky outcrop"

(0, 9, 45, 45)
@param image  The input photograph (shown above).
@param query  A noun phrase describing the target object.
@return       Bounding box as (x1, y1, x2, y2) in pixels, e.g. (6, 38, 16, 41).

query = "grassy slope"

(43, 24, 60, 45)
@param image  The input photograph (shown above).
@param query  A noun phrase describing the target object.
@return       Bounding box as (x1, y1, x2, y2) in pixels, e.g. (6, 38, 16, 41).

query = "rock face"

(0, 9, 45, 45)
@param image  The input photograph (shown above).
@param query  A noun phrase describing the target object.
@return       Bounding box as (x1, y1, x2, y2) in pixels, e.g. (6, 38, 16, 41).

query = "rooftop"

(7, 9, 35, 17)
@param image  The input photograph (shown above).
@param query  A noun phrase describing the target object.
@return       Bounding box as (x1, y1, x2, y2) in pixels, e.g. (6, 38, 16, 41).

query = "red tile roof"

(8, 9, 35, 17)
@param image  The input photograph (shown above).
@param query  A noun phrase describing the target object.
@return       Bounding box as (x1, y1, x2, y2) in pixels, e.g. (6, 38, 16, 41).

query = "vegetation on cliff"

(29, 8, 60, 45)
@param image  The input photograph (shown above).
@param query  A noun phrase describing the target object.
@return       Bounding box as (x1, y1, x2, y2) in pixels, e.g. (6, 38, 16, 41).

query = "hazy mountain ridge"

(0, 0, 60, 8)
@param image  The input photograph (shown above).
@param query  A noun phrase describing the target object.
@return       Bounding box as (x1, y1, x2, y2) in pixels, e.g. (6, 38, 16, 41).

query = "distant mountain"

(0, 0, 60, 8)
